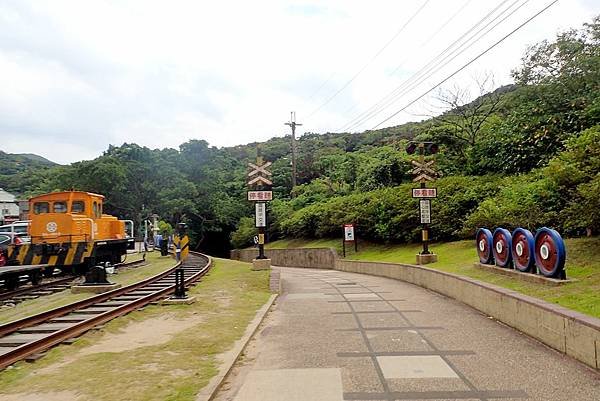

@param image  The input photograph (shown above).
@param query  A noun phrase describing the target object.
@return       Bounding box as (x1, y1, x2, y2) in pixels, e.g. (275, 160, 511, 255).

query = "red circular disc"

(477, 231, 490, 261)
(535, 232, 558, 275)
(493, 232, 510, 265)
(512, 232, 530, 268)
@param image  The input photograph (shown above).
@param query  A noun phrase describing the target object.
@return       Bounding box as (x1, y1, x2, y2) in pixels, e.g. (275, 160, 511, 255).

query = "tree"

(432, 73, 506, 147)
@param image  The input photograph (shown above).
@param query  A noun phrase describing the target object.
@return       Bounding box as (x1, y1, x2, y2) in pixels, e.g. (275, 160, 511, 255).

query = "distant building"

(0, 188, 20, 225)
(18, 200, 30, 221)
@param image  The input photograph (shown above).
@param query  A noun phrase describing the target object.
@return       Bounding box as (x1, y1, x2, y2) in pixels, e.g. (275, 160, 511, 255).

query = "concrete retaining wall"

(230, 248, 337, 269)
(230, 247, 600, 370)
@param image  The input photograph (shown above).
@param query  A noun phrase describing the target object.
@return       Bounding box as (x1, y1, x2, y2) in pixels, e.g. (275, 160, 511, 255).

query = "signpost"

(248, 191, 273, 201)
(419, 199, 431, 224)
(412, 188, 437, 198)
(342, 224, 357, 257)
(255, 202, 266, 227)
(407, 141, 439, 264)
(247, 156, 272, 262)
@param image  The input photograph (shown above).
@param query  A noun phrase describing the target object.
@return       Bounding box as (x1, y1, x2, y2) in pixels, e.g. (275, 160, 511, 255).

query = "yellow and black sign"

(172, 234, 189, 261)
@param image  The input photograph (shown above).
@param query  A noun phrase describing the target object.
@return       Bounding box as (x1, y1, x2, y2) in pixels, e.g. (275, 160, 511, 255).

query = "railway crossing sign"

(411, 160, 437, 183)
(248, 156, 272, 261)
(248, 160, 273, 187)
(406, 141, 439, 262)
(248, 175, 273, 186)
(411, 159, 436, 175)
(248, 161, 272, 177)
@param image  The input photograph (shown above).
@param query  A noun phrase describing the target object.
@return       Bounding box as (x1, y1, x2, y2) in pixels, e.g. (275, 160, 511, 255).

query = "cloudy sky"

(1, 0, 598, 164)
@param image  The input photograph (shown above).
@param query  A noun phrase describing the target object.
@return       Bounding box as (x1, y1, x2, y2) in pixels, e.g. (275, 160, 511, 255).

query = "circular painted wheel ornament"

(492, 228, 513, 268)
(534, 227, 566, 278)
(475, 228, 494, 264)
(46, 222, 58, 233)
(511, 228, 535, 273)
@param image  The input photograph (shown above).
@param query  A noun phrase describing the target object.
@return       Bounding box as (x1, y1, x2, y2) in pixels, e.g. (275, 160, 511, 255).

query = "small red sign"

(412, 188, 437, 198)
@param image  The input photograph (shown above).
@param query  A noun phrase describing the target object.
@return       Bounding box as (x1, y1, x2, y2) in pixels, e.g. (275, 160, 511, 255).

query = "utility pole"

(285, 111, 302, 191)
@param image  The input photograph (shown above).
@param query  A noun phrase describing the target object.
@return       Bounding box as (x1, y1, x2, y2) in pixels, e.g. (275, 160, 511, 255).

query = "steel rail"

(0, 252, 211, 369)
(0, 258, 146, 303)
(0, 276, 75, 304)
(0, 257, 182, 337)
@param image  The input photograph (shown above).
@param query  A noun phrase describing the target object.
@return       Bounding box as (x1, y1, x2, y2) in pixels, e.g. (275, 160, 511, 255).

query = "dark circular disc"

(511, 228, 535, 273)
(475, 228, 494, 264)
(492, 228, 513, 268)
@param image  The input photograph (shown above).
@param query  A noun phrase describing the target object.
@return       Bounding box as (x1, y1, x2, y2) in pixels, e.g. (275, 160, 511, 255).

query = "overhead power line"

(306, 0, 431, 119)
(338, 0, 474, 124)
(372, 0, 560, 129)
(341, 0, 527, 132)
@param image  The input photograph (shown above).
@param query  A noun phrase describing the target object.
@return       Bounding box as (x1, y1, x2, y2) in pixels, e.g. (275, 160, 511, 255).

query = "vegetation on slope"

(0, 16, 598, 256)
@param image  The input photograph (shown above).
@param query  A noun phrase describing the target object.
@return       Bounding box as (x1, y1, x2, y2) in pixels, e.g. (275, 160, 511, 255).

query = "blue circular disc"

(534, 227, 566, 278)
(492, 228, 513, 268)
(476, 228, 494, 264)
(511, 228, 536, 273)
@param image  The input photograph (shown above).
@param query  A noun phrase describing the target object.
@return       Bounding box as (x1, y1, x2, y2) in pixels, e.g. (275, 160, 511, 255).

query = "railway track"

(0, 258, 148, 307)
(0, 252, 211, 370)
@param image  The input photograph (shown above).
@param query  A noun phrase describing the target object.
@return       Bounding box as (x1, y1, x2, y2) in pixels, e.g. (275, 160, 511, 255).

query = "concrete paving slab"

(377, 356, 458, 379)
(344, 293, 380, 300)
(351, 301, 396, 313)
(357, 313, 409, 328)
(387, 377, 470, 392)
(233, 368, 343, 401)
(368, 331, 434, 353)
(285, 293, 331, 300)
(339, 357, 384, 393)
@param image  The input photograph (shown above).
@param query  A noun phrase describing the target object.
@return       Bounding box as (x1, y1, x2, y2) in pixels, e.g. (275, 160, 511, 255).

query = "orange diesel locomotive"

(7, 191, 134, 273)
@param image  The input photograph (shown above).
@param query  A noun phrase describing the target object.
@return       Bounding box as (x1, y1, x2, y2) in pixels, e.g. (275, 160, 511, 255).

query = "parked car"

(0, 221, 30, 243)
(0, 232, 23, 267)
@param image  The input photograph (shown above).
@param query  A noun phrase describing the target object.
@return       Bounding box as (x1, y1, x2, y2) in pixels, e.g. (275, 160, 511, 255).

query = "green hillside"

(1, 16, 599, 257)
(0, 151, 57, 196)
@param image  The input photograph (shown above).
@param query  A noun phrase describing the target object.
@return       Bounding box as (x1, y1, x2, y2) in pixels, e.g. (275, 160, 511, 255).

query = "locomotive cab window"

(53, 201, 68, 213)
(33, 202, 49, 214)
(72, 201, 85, 213)
(93, 201, 102, 219)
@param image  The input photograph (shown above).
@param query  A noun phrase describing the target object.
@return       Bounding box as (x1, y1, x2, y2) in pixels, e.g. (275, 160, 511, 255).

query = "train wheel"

(475, 228, 494, 264)
(492, 228, 513, 268)
(534, 227, 566, 278)
(5, 275, 19, 291)
(29, 270, 43, 285)
(43, 266, 55, 278)
(511, 228, 536, 273)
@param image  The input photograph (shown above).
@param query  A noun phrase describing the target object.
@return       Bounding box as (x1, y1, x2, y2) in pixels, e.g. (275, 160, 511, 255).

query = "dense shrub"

(275, 175, 504, 243)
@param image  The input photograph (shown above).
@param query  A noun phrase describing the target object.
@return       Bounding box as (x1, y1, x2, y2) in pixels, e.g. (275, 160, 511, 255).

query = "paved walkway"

(213, 267, 599, 401)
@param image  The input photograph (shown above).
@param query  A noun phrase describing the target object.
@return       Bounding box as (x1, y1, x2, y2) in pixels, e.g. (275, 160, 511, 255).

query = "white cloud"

(0, 0, 598, 163)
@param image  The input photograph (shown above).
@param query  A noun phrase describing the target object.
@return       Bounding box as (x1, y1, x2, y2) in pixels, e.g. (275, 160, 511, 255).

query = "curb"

(195, 293, 278, 401)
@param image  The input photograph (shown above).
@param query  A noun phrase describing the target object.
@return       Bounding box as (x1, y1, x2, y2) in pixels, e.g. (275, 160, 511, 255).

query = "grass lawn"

(0, 252, 176, 325)
(0, 258, 271, 401)
(267, 236, 600, 319)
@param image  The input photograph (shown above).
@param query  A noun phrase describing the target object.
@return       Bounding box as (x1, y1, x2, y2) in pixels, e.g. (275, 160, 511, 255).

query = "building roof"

(0, 188, 16, 202)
